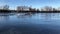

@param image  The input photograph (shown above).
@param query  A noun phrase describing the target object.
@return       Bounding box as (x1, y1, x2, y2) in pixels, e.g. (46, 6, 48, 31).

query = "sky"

(0, 0, 60, 10)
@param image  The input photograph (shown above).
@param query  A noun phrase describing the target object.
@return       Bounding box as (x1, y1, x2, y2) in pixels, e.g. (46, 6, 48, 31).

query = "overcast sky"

(0, 0, 60, 10)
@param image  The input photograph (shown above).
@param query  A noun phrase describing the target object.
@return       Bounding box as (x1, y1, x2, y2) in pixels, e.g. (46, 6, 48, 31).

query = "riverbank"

(0, 10, 60, 13)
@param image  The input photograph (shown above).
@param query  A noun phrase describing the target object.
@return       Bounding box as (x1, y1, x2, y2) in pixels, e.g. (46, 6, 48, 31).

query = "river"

(0, 13, 60, 34)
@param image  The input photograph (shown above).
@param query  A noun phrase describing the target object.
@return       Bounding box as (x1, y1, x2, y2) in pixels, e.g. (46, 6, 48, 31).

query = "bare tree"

(3, 5, 9, 10)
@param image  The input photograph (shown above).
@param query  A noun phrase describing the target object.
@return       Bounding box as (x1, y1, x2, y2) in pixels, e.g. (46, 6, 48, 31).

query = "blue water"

(0, 13, 60, 34)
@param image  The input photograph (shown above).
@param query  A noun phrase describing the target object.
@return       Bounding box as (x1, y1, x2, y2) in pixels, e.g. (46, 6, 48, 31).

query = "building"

(57, 7, 60, 11)
(17, 6, 37, 11)
(29, 8, 37, 11)
(17, 6, 30, 11)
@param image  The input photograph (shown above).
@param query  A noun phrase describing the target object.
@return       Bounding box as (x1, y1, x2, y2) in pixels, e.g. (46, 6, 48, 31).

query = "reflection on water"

(0, 13, 60, 34)
(16, 13, 32, 18)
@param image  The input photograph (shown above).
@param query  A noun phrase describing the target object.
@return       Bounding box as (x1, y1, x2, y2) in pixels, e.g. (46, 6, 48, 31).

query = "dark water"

(0, 13, 60, 34)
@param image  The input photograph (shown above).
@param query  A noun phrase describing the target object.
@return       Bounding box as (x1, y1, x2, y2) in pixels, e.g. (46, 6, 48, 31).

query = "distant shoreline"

(0, 10, 60, 13)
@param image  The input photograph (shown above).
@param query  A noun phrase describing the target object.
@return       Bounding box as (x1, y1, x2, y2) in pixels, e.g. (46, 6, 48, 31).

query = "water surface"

(0, 13, 60, 34)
